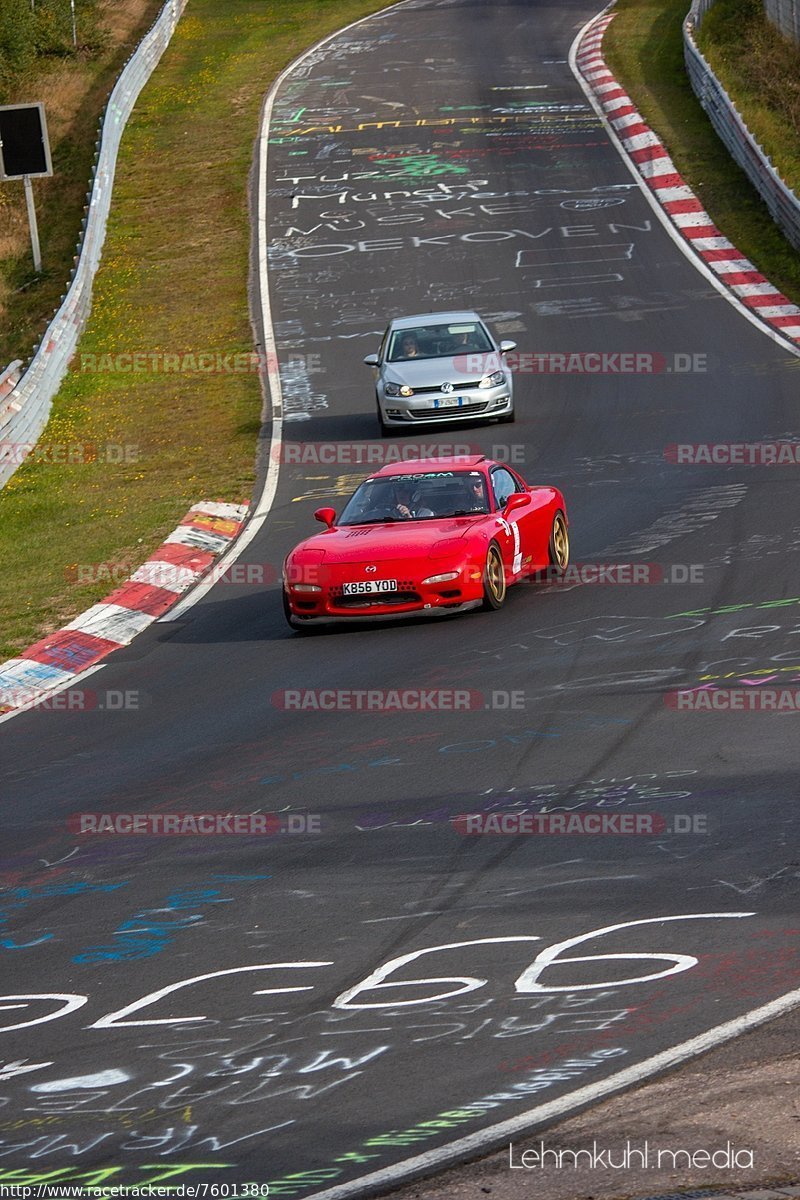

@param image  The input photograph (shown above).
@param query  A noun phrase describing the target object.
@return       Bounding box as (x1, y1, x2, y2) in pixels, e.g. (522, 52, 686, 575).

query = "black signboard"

(0, 103, 53, 180)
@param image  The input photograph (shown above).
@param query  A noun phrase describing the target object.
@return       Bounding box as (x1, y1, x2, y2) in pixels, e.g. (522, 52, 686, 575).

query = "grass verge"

(697, 0, 800, 195)
(0, 0, 165, 367)
(603, 0, 800, 305)
(0, 0, 389, 661)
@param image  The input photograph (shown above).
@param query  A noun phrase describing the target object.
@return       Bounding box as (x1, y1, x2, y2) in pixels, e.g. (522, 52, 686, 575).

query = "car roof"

(371, 455, 488, 477)
(389, 311, 484, 330)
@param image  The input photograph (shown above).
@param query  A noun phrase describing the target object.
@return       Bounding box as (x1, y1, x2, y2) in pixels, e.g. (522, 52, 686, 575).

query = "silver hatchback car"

(364, 311, 516, 435)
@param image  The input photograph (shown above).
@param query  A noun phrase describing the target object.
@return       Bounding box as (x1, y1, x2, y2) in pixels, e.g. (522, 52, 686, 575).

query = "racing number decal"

(510, 519, 522, 575)
(496, 517, 522, 577)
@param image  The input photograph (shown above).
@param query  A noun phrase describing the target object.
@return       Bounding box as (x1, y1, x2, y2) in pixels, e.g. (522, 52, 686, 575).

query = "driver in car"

(393, 480, 434, 519)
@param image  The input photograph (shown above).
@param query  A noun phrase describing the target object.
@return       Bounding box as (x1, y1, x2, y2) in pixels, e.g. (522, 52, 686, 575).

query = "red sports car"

(282, 455, 568, 629)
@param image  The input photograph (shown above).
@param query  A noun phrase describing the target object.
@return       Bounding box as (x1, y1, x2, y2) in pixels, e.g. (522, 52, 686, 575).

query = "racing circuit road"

(2, 0, 800, 1195)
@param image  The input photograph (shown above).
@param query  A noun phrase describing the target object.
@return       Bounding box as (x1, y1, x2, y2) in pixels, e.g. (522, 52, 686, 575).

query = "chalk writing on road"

(0, 912, 753, 1033)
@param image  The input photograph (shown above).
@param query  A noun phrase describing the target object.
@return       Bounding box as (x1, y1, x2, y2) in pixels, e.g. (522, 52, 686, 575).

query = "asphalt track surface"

(2, 0, 800, 1196)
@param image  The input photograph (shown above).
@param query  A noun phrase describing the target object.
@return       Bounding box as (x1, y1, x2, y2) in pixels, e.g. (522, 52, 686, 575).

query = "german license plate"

(342, 579, 398, 595)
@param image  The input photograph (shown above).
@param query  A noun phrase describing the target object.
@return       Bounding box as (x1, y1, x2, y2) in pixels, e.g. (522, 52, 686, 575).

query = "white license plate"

(434, 396, 463, 409)
(342, 579, 399, 595)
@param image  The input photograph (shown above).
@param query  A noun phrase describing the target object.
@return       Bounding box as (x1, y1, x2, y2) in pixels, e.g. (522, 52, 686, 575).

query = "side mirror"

(314, 507, 337, 529)
(503, 492, 529, 516)
(363, 353, 379, 367)
(499, 340, 517, 354)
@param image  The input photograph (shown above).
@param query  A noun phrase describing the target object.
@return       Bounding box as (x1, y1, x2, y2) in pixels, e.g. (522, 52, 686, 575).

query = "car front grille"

(333, 591, 421, 608)
(409, 402, 490, 420)
(408, 381, 482, 396)
(330, 580, 419, 608)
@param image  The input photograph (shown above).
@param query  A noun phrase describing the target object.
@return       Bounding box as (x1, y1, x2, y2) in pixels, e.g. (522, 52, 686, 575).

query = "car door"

(489, 466, 527, 579)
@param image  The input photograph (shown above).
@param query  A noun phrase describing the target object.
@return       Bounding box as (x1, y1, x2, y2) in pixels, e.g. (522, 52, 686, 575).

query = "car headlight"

(479, 370, 505, 389)
(422, 571, 461, 585)
(384, 382, 413, 398)
(284, 549, 325, 587)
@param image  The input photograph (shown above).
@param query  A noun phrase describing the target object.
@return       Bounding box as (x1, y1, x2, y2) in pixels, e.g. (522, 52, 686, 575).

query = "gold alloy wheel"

(482, 544, 507, 610)
(550, 511, 569, 572)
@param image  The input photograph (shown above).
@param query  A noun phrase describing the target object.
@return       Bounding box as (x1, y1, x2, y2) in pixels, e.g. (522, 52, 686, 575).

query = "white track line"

(307, 984, 800, 1199)
(165, 0, 411, 621)
(568, 5, 800, 360)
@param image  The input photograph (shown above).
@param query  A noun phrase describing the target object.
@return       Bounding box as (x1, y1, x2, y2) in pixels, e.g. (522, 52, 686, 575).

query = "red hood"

(291, 518, 482, 564)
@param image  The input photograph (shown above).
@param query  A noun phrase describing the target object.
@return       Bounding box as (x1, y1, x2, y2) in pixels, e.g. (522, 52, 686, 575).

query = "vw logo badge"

(441, 381, 454, 393)
(365, 565, 377, 573)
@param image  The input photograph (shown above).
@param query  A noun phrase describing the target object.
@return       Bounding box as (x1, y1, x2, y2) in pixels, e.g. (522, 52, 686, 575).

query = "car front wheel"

(377, 400, 391, 437)
(548, 510, 569, 574)
(481, 543, 507, 610)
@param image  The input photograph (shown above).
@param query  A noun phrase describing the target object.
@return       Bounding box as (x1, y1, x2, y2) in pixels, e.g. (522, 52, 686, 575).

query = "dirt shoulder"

(384, 1006, 800, 1200)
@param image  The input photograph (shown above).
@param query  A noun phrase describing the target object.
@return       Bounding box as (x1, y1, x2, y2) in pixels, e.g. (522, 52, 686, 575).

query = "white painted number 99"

(333, 914, 754, 1009)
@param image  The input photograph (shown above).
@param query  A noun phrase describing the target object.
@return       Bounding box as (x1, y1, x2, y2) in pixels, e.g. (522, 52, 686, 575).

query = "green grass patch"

(603, 0, 800, 302)
(697, 0, 800, 194)
(0, 0, 104, 102)
(0, 0, 389, 661)
(0, 0, 165, 368)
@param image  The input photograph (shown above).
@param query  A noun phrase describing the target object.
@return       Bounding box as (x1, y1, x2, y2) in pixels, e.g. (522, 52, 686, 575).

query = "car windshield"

(386, 322, 493, 363)
(338, 472, 491, 525)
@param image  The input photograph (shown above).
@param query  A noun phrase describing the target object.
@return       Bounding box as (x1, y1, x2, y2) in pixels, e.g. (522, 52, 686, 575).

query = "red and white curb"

(574, 11, 800, 347)
(0, 501, 248, 715)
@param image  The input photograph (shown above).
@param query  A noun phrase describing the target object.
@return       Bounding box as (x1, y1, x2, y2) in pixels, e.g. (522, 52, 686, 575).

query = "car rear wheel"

(482, 543, 507, 610)
(548, 510, 569, 574)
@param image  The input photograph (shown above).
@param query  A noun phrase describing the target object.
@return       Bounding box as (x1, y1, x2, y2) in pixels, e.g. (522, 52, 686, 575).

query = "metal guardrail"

(0, 360, 22, 404)
(0, 0, 188, 490)
(684, 0, 800, 254)
(764, 0, 800, 43)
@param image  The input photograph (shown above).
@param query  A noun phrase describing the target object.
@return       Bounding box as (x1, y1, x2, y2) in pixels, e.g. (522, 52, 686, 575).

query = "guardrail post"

(23, 175, 43, 273)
